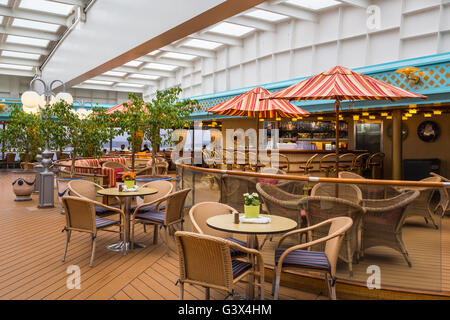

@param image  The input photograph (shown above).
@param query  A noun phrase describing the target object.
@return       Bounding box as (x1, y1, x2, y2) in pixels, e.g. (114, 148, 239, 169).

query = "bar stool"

(366, 152, 385, 179)
(351, 153, 370, 175)
(299, 153, 318, 175)
(319, 154, 338, 177)
(338, 153, 356, 172)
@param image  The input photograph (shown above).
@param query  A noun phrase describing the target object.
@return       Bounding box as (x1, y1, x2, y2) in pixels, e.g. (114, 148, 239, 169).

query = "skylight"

(285, 0, 340, 10)
(244, 9, 289, 22)
(19, 0, 74, 16)
(0, 16, 4, 24)
(12, 18, 60, 32)
(161, 52, 197, 61)
(0, 63, 33, 71)
(208, 22, 254, 37)
(84, 80, 114, 86)
(129, 74, 160, 80)
(124, 60, 143, 67)
(0, 0, 8, 6)
(6, 35, 50, 48)
(181, 39, 222, 50)
(148, 50, 161, 56)
(104, 71, 127, 77)
(144, 63, 177, 71)
(2, 51, 40, 60)
(115, 83, 145, 88)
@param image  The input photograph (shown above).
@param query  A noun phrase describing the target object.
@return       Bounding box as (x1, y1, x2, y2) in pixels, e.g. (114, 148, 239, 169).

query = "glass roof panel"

(124, 60, 143, 67)
(84, 80, 113, 86)
(208, 22, 254, 37)
(144, 63, 177, 71)
(6, 35, 49, 47)
(181, 38, 222, 50)
(148, 50, 161, 56)
(244, 9, 289, 22)
(161, 52, 197, 61)
(129, 74, 160, 80)
(115, 83, 145, 88)
(103, 71, 127, 77)
(19, 0, 74, 16)
(2, 51, 40, 60)
(0, 0, 8, 6)
(0, 63, 33, 71)
(12, 18, 60, 32)
(285, 0, 340, 10)
(0, 16, 4, 24)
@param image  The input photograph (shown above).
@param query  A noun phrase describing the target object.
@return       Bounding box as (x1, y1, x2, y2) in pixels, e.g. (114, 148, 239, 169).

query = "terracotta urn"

(12, 170, 35, 201)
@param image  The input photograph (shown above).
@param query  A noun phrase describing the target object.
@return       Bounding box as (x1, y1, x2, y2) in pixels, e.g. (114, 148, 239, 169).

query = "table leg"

(107, 197, 146, 252)
(246, 234, 257, 300)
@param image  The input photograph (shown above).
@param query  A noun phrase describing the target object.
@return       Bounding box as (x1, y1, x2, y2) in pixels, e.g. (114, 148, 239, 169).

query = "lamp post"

(21, 77, 73, 208)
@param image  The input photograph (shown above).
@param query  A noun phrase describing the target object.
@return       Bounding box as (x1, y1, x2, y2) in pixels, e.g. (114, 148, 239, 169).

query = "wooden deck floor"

(0, 172, 324, 300)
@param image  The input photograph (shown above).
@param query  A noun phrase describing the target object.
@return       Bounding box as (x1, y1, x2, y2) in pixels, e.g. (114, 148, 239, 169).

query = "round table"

(97, 186, 158, 252)
(206, 214, 297, 299)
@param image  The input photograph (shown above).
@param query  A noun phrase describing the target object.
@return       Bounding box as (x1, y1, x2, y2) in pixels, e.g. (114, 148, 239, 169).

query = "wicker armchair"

(68, 180, 119, 216)
(361, 190, 420, 267)
(338, 171, 400, 199)
(311, 182, 362, 205)
(61, 196, 126, 267)
(131, 188, 191, 255)
(189, 202, 248, 258)
(430, 172, 449, 216)
(5, 152, 16, 169)
(175, 231, 265, 300)
(259, 167, 286, 175)
(220, 174, 258, 212)
(299, 196, 365, 277)
(102, 161, 129, 171)
(272, 217, 353, 300)
(396, 176, 440, 229)
(276, 180, 309, 195)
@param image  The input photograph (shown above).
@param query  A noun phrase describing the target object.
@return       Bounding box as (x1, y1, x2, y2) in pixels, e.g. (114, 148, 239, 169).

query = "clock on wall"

(417, 121, 439, 142)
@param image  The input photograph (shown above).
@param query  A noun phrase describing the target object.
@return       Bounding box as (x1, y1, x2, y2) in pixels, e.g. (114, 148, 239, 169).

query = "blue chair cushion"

(96, 217, 120, 229)
(275, 248, 331, 272)
(131, 204, 165, 213)
(226, 237, 247, 257)
(95, 205, 116, 216)
(232, 260, 252, 278)
(135, 209, 165, 224)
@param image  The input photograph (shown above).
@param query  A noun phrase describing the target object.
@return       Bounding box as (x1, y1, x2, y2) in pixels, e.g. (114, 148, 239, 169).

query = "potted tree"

(2, 105, 44, 201)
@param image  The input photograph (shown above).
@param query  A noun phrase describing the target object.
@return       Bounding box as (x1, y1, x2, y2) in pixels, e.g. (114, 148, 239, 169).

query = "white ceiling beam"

(0, 7, 68, 25)
(0, 56, 40, 66)
(137, 55, 193, 68)
(225, 16, 276, 32)
(72, 83, 144, 93)
(160, 45, 216, 58)
(0, 26, 60, 41)
(48, 0, 87, 6)
(115, 66, 174, 78)
(0, 43, 50, 55)
(94, 75, 158, 86)
(338, 0, 370, 9)
(256, 3, 318, 22)
(190, 32, 243, 47)
(0, 67, 34, 77)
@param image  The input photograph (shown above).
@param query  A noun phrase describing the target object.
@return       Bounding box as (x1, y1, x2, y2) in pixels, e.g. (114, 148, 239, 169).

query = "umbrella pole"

(335, 100, 340, 178)
(256, 115, 259, 171)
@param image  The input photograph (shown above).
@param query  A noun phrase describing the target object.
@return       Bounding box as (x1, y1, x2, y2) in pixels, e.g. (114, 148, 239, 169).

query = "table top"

(97, 187, 158, 197)
(206, 214, 297, 235)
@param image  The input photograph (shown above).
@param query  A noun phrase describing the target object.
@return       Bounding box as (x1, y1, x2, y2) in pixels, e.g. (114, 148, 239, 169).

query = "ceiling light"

(386, 116, 392, 120)
(369, 115, 375, 120)
(433, 110, 442, 115)
(362, 112, 369, 116)
(353, 115, 360, 120)
(381, 112, 389, 117)
(424, 113, 432, 118)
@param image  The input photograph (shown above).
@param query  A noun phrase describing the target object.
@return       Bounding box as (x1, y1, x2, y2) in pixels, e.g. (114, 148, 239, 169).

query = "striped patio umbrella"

(266, 66, 427, 177)
(206, 86, 309, 164)
(105, 101, 132, 114)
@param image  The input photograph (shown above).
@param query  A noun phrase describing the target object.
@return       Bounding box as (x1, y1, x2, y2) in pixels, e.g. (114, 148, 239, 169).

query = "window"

(6, 35, 49, 47)
(12, 19, 60, 32)
(208, 22, 254, 37)
(19, 0, 74, 16)
(181, 39, 222, 50)
(2, 51, 40, 60)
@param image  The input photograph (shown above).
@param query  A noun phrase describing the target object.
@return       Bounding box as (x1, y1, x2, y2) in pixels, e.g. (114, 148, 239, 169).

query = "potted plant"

(1, 105, 44, 201)
(243, 192, 261, 219)
(122, 172, 136, 189)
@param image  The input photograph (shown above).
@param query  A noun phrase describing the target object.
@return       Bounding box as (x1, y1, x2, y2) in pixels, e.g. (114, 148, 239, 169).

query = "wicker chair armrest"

(89, 198, 126, 219)
(131, 197, 167, 218)
(277, 219, 335, 247)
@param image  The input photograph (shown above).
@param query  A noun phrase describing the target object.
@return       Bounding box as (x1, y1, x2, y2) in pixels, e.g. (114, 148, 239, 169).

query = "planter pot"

(56, 177, 85, 214)
(124, 180, 136, 189)
(244, 205, 260, 219)
(135, 175, 172, 188)
(12, 171, 35, 202)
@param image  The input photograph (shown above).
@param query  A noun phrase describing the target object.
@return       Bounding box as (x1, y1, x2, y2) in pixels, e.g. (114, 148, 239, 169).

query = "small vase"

(244, 205, 260, 219)
(124, 180, 135, 189)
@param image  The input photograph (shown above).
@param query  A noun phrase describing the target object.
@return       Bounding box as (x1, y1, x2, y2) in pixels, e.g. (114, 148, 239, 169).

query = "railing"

(176, 161, 448, 296)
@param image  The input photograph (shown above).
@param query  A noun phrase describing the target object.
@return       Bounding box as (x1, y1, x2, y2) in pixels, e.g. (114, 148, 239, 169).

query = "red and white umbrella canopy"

(267, 66, 427, 101)
(206, 87, 309, 118)
(105, 101, 132, 114)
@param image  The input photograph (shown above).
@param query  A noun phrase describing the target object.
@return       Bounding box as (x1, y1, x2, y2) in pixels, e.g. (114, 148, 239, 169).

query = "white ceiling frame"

(0, 43, 50, 55)
(73, 83, 144, 93)
(225, 16, 276, 32)
(138, 55, 194, 68)
(161, 45, 216, 59)
(0, 56, 40, 66)
(338, 0, 370, 9)
(48, 0, 88, 6)
(190, 32, 243, 47)
(115, 66, 175, 78)
(256, 3, 318, 22)
(0, 67, 34, 77)
(0, 26, 60, 41)
(0, 7, 69, 26)
(94, 75, 158, 86)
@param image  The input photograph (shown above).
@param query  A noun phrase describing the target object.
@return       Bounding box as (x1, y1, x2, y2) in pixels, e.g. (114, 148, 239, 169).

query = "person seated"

(141, 144, 150, 153)
(120, 144, 129, 152)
